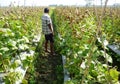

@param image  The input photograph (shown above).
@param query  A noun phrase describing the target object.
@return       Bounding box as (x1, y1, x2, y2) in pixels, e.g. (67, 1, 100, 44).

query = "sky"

(0, 0, 120, 6)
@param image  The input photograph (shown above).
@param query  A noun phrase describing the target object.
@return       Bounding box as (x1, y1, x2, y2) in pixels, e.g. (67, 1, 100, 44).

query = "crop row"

(53, 7, 120, 84)
(0, 7, 43, 83)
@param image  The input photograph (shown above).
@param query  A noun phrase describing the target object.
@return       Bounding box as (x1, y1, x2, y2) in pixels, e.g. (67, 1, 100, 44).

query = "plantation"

(0, 7, 43, 83)
(0, 5, 120, 84)
(53, 7, 120, 84)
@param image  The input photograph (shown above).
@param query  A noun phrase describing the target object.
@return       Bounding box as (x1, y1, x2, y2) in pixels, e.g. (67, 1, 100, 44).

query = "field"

(53, 6, 120, 84)
(0, 6, 120, 84)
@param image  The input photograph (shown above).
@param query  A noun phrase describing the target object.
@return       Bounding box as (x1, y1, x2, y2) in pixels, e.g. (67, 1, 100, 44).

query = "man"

(42, 8, 54, 55)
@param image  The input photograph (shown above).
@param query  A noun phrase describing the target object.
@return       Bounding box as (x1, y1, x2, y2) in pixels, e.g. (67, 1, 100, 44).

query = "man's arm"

(48, 23, 54, 35)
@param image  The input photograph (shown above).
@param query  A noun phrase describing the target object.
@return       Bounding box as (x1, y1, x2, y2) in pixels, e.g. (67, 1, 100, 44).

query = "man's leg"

(50, 42, 53, 55)
(45, 40, 48, 52)
(49, 33, 54, 55)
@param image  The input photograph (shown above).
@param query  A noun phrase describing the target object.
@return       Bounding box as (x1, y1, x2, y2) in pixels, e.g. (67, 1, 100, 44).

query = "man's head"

(44, 8, 49, 13)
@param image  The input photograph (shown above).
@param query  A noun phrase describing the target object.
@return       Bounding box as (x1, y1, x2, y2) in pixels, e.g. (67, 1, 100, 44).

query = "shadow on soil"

(35, 49, 64, 84)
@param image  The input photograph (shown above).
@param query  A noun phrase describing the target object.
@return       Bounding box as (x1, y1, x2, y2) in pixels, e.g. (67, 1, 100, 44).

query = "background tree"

(85, 0, 94, 7)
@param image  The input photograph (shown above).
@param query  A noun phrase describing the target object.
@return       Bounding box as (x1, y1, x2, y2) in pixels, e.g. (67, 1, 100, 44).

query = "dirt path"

(35, 49, 63, 84)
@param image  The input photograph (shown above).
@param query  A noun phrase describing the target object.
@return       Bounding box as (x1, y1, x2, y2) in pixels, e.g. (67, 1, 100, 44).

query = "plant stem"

(95, 0, 113, 83)
(81, 37, 96, 84)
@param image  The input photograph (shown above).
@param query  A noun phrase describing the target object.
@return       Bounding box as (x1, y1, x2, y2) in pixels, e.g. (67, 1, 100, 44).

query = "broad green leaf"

(0, 47, 9, 52)
(22, 79, 28, 84)
(110, 68, 119, 81)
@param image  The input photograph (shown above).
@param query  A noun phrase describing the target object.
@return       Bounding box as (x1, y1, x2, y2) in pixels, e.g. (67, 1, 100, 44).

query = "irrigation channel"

(34, 44, 64, 84)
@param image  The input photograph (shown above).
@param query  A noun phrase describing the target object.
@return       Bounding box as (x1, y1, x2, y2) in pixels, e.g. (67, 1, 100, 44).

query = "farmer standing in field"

(41, 8, 54, 55)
